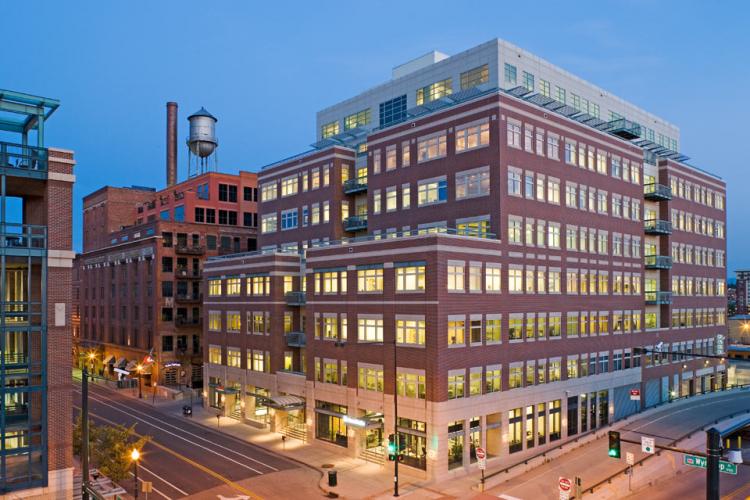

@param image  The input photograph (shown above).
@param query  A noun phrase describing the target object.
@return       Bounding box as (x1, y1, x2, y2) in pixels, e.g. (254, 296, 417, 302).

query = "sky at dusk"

(3, 0, 748, 273)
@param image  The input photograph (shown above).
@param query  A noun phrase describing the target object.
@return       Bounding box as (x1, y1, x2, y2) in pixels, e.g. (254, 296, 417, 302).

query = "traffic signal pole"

(81, 366, 90, 500)
(393, 338, 399, 497)
(706, 428, 721, 500)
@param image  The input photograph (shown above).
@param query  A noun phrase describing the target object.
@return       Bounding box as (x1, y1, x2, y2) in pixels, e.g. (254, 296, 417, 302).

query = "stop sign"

(559, 477, 572, 491)
(476, 447, 486, 460)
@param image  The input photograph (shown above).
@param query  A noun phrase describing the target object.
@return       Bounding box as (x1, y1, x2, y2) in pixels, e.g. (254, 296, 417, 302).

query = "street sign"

(626, 452, 635, 465)
(683, 454, 738, 475)
(641, 436, 655, 454)
(629, 389, 641, 401)
(476, 447, 486, 470)
(141, 481, 152, 493)
(559, 477, 572, 500)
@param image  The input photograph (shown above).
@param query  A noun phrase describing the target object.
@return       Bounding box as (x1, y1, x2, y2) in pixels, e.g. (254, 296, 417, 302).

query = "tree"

(73, 415, 150, 482)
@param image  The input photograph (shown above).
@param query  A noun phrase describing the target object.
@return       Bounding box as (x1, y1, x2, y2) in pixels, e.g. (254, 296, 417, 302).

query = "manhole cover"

(321, 463, 335, 468)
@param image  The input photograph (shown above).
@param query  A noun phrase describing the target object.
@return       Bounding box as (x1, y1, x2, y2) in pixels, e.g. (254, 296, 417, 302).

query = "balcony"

(2, 353, 28, 366)
(645, 291, 672, 305)
(0, 141, 48, 177)
(0, 223, 46, 254)
(3, 404, 29, 425)
(175, 293, 202, 304)
(343, 177, 368, 195)
(286, 331, 306, 347)
(175, 317, 201, 328)
(644, 183, 673, 201)
(285, 291, 306, 306)
(644, 255, 673, 270)
(175, 245, 204, 255)
(343, 215, 367, 232)
(607, 118, 642, 140)
(176, 267, 201, 279)
(644, 219, 672, 235)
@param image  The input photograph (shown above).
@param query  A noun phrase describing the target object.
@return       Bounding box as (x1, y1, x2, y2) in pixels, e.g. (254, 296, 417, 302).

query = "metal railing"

(343, 215, 368, 231)
(0, 224, 47, 250)
(343, 177, 368, 194)
(2, 353, 28, 365)
(644, 219, 672, 234)
(175, 245, 204, 255)
(645, 291, 673, 304)
(313, 226, 498, 248)
(175, 267, 201, 278)
(175, 317, 201, 327)
(644, 255, 673, 269)
(286, 332, 306, 347)
(0, 141, 48, 172)
(643, 183, 673, 200)
(175, 293, 202, 303)
(285, 291, 306, 306)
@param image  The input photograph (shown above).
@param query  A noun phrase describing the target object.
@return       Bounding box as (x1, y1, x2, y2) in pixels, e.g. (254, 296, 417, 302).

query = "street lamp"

(130, 448, 141, 499)
(88, 352, 96, 374)
(136, 364, 143, 399)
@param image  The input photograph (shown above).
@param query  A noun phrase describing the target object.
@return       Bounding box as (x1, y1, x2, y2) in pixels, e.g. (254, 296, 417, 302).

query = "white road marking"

(76, 389, 267, 475)
(84, 385, 280, 472)
(129, 470, 172, 499)
(137, 462, 190, 496)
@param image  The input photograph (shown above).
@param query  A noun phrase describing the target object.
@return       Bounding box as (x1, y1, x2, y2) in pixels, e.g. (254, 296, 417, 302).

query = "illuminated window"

(539, 79, 551, 97)
(358, 365, 384, 392)
(447, 318, 465, 345)
(261, 214, 277, 234)
(396, 265, 425, 292)
(358, 316, 383, 342)
(417, 177, 448, 205)
(280, 175, 298, 197)
(226, 278, 241, 296)
(396, 317, 425, 346)
(227, 348, 241, 368)
(208, 279, 222, 297)
(504, 63, 517, 85)
(416, 78, 452, 105)
(321, 121, 339, 138)
(357, 268, 383, 292)
(208, 345, 222, 364)
(417, 133, 447, 162)
(344, 109, 371, 130)
(226, 312, 241, 332)
(397, 372, 426, 399)
(208, 311, 221, 331)
(260, 182, 277, 202)
(460, 64, 489, 90)
(455, 122, 490, 152)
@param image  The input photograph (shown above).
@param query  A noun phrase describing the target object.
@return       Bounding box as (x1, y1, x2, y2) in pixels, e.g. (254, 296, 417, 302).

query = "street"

(73, 381, 321, 499)
(485, 389, 750, 500)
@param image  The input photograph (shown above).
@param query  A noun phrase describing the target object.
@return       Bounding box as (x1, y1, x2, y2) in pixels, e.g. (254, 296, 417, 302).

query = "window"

(386, 145, 397, 171)
(455, 166, 490, 199)
(539, 79, 551, 97)
(280, 209, 298, 230)
(358, 366, 384, 392)
(417, 133, 447, 162)
(447, 261, 465, 292)
(357, 268, 383, 292)
(173, 205, 185, 222)
(208, 345, 222, 364)
(226, 278, 241, 296)
(358, 316, 383, 342)
(508, 169, 521, 195)
(547, 178, 560, 204)
(455, 121, 490, 152)
(396, 265, 425, 292)
(379, 95, 407, 128)
(261, 214, 277, 233)
(504, 63, 517, 85)
(396, 317, 426, 346)
(447, 371, 465, 399)
(397, 372, 426, 399)
(226, 348, 241, 368)
(417, 177, 448, 205)
(218, 184, 237, 202)
(208, 311, 221, 331)
(386, 186, 397, 211)
(208, 279, 222, 297)
(507, 121, 521, 148)
(321, 121, 339, 138)
(344, 109, 370, 130)
(280, 176, 298, 197)
(509, 268, 522, 293)
(522, 71, 534, 91)
(401, 141, 411, 167)
(460, 64, 489, 89)
(447, 317, 465, 345)
(508, 217, 522, 244)
(485, 264, 502, 292)
(197, 183, 210, 200)
(486, 315, 502, 343)
(416, 78, 452, 105)
(226, 312, 241, 332)
(401, 184, 411, 209)
(547, 134, 559, 159)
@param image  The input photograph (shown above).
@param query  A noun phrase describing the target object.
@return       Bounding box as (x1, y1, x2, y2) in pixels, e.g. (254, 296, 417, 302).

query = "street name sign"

(641, 436, 655, 454)
(626, 452, 635, 465)
(683, 454, 738, 475)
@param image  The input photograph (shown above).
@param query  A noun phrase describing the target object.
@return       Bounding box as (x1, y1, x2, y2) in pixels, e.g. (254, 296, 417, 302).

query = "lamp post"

(130, 448, 141, 499)
(88, 352, 96, 375)
(136, 364, 143, 399)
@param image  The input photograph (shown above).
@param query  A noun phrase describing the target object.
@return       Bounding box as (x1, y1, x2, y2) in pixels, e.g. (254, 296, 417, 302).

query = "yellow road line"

(74, 405, 263, 500)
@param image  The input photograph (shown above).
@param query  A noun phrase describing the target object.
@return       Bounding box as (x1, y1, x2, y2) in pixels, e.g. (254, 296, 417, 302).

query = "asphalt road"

(73, 381, 303, 499)
(486, 389, 750, 500)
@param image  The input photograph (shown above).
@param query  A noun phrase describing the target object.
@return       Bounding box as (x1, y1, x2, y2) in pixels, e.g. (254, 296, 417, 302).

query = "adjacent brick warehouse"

(74, 172, 258, 388)
(201, 39, 728, 481)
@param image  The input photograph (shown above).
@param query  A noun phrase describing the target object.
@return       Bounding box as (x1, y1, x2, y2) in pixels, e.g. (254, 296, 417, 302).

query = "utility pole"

(706, 428, 721, 500)
(81, 365, 90, 500)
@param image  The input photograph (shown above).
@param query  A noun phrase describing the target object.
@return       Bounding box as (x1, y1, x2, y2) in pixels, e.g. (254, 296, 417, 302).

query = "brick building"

(0, 90, 75, 496)
(74, 170, 258, 388)
(202, 39, 728, 480)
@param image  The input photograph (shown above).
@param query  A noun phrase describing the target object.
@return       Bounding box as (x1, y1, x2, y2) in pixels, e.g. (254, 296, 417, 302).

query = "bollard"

(328, 470, 337, 487)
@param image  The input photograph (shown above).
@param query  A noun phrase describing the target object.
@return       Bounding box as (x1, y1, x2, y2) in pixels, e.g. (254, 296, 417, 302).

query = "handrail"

(0, 141, 48, 172)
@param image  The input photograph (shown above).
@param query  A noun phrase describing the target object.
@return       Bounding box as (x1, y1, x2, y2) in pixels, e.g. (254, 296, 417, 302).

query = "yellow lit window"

(321, 121, 339, 138)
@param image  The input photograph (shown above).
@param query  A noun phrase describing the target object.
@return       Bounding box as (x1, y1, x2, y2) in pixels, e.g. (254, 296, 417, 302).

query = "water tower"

(186, 107, 218, 177)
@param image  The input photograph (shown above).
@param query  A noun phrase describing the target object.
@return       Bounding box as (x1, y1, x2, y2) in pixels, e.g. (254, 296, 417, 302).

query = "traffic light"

(608, 431, 621, 458)
(387, 434, 397, 461)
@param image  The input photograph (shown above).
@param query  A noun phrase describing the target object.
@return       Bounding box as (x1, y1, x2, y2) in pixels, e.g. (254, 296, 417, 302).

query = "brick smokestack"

(166, 101, 178, 187)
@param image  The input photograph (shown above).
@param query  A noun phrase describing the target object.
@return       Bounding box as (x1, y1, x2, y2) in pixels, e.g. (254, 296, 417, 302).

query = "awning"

(268, 395, 306, 410)
(103, 355, 115, 365)
(115, 357, 127, 369)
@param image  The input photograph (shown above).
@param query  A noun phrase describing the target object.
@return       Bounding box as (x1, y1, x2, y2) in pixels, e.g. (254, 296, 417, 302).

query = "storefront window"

(580, 394, 588, 432)
(448, 420, 464, 469)
(598, 390, 609, 427)
(315, 401, 348, 447)
(525, 406, 535, 448)
(469, 417, 481, 463)
(246, 386, 270, 424)
(567, 396, 578, 436)
(549, 400, 561, 441)
(397, 418, 427, 470)
(536, 403, 546, 445)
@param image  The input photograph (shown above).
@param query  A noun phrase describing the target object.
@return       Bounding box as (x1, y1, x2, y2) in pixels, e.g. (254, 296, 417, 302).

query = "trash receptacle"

(327, 470, 337, 487)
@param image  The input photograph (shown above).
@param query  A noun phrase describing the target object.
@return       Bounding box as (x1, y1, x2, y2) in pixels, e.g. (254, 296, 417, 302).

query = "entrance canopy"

(268, 395, 306, 410)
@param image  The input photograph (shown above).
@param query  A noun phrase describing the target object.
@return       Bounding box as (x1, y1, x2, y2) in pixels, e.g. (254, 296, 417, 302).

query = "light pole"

(88, 351, 96, 375)
(81, 364, 90, 500)
(130, 448, 141, 499)
(393, 337, 399, 497)
(136, 364, 143, 399)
